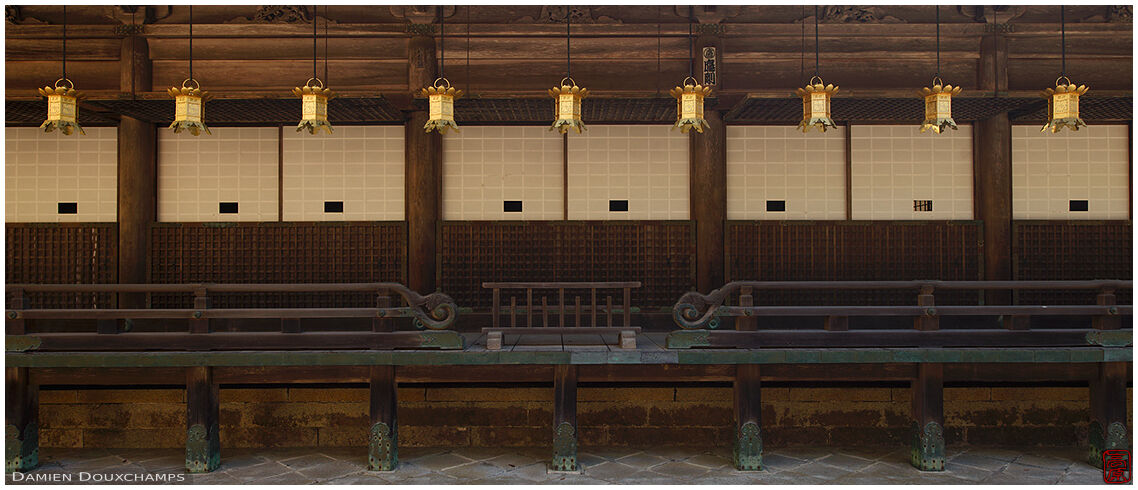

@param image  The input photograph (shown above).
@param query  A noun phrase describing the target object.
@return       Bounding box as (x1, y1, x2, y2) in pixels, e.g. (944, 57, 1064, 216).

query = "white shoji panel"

(281, 126, 404, 221)
(5, 127, 118, 222)
(442, 126, 563, 220)
(726, 126, 846, 220)
(567, 125, 689, 220)
(850, 124, 973, 220)
(1012, 124, 1129, 219)
(158, 127, 279, 222)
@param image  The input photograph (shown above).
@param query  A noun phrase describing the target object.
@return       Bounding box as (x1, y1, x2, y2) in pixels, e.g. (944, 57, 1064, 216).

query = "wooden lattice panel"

(5, 223, 117, 308)
(439, 221, 694, 310)
(1013, 221, 1133, 305)
(149, 222, 406, 308)
(727, 221, 983, 306)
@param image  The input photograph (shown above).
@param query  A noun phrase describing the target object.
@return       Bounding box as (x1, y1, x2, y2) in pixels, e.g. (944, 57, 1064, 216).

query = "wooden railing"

(482, 281, 642, 350)
(669, 280, 1132, 348)
(5, 283, 460, 351)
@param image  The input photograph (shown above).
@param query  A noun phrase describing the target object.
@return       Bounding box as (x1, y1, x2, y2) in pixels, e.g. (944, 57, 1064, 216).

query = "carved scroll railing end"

(672, 282, 747, 330)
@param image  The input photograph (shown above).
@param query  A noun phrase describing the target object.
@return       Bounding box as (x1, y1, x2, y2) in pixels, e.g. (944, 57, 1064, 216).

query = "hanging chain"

(324, 5, 329, 84)
(655, 5, 660, 96)
(687, 17, 693, 77)
(935, 5, 940, 77)
(189, 5, 193, 81)
(1060, 6, 1066, 76)
(439, 6, 445, 79)
(466, 7, 471, 94)
(814, 5, 819, 77)
(61, 5, 67, 80)
(566, 9, 570, 78)
(131, 8, 136, 97)
(800, 5, 805, 81)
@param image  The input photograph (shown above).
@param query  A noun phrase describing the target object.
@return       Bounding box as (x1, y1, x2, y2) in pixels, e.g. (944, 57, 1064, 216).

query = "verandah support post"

(733, 364, 762, 470)
(552, 364, 579, 471)
(406, 24, 442, 294)
(5, 367, 38, 473)
(910, 363, 945, 471)
(368, 365, 398, 471)
(1088, 362, 1129, 468)
(690, 109, 727, 294)
(975, 23, 1013, 306)
(185, 367, 220, 473)
(118, 32, 155, 312)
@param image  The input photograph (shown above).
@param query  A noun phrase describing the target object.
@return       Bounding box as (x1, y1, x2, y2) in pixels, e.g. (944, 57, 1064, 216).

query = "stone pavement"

(6, 445, 1106, 485)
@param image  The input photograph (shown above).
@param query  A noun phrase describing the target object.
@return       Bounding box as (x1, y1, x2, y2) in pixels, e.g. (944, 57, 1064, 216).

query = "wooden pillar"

(119, 31, 152, 95)
(690, 109, 727, 294)
(118, 116, 156, 310)
(405, 28, 442, 293)
(733, 364, 762, 470)
(185, 367, 220, 473)
(552, 364, 578, 471)
(5, 368, 38, 473)
(1088, 362, 1129, 468)
(368, 365, 398, 471)
(910, 363, 945, 471)
(975, 30, 1012, 305)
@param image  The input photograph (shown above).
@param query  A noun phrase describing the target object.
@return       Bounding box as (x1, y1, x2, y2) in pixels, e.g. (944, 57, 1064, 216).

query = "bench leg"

(186, 367, 220, 473)
(6, 368, 38, 473)
(551, 365, 578, 472)
(1089, 362, 1129, 468)
(368, 365, 398, 471)
(486, 331, 503, 351)
(910, 363, 945, 471)
(733, 364, 763, 471)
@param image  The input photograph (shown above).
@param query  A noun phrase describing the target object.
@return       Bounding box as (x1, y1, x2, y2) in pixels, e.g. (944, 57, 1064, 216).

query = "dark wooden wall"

(1013, 220, 1133, 305)
(5, 223, 118, 308)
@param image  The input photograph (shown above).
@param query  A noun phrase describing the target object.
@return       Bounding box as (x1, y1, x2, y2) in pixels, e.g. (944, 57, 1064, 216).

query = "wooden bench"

(668, 280, 1132, 472)
(5, 282, 459, 473)
(481, 282, 642, 351)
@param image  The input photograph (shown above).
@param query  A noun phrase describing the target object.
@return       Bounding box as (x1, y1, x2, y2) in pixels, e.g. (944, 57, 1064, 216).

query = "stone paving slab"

(5, 445, 1108, 485)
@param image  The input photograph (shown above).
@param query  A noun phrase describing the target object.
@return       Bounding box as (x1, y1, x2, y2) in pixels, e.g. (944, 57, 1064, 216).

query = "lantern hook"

(809, 75, 824, 86)
(432, 77, 452, 90)
(560, 76, 577, 88)
(1055, 76, 1072, 88)
(682, 76, 698, 88)
(305, 77, 325, 90)
(53, 78, 74, 90)
(931, 76, 943, 88)
(181, 78, 201, 91)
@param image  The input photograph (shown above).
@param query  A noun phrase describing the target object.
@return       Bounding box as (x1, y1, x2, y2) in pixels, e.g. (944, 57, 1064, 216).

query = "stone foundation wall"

(38, 386, 1132, 449)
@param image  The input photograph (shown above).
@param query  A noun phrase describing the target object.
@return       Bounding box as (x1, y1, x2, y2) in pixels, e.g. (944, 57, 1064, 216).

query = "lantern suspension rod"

(655, 5, 661, 96)
(565, 10, 570, 78)
(687, 12, 693, 78)
(466, 6, 470, 94)
(61, 5, 67, 79)
(188, 6, 193, 81)
(324, 6, 328, 84)
(439, 6, 445, 79)
(1059, 6, 1066, 76)
(800, 5, 805, 81)
(813, 5, 819, 77)
(935, 5, 940, 77)
(312, 4, 317, 81)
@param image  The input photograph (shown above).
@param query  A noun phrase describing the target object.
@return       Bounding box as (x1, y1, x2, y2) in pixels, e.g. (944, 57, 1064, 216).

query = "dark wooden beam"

(368, 365, 398, 471)
(185, 366, 220, 473)
(5, 367, 38, 473)
(551, 364, 578, 472)
(910, 363, 945, 471)
(1088, 362, 1129, 468)
(117, 116, 156, 311)
(733, 364, 762, 470)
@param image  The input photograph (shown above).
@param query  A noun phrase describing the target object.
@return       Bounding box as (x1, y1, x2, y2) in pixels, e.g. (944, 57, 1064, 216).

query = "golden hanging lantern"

(38, 78, 84, 136)
(293, 77, 335, 135)
(795, 76, 839, 133)
(1040, 76, 1088, 133)
(917, 77, 962, 134)
(549, 77, 588, 134)
(168, 79, 211, 136)
(420, 78, 463, 134)
(669, 76, 712, 134)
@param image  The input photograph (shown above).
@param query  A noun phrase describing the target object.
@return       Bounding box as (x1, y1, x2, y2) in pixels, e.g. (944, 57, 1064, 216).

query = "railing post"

(7, 287, 26, 335)
(492, 288, 501, 329)
(737, 286, 757, 331)
(1088, 362, 1129, 468)
(527, 288, 533, 328)
(5, 367, 38, 473)
(373, 294, 392, 332)
(368, 365, 398, 471)
(1092, 288, 1121, 331)
(910, 363, 945, 471)
(190, 287, 211, 334)
(185, 366, 220, 473)
(622, 287, 631, 328)
(733, 364, 763, 470)
(914, 284, 939, 331)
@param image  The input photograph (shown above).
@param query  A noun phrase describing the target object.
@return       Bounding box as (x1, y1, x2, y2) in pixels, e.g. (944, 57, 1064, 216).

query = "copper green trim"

(910, 422, 945, 471)
(1086, 330, 1132, 347)
(5, 423, 38, 473)
(666, 330, 711, 349)
(551, 422, 577, 472)
(368, 422, 397, 471)
(418, 331, 463, 350)
(733, 421, 762, 471)
(186, 423, 220, 473)
(1088, 421, 1129, 468)
(5, 336, 41, 352)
